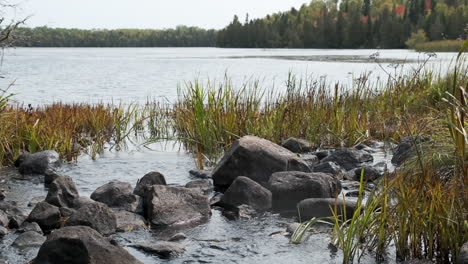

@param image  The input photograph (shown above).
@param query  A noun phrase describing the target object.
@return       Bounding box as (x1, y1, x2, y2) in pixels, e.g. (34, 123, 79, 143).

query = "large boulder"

(220, 176, 272, 211)
(391, 136, 431, 165)
(297, 198, 357, 221)
(133, 171, 167, 197)
(45, 176, 80, 208)
(12, 231, 46, 250)
(144, 185, 211, 227)
(91, 181, 142, 213)
(321, 149, 373, 171)
(26, 202, 62, 232)
(113, 209, 147, 232)
(268, 172, 342, 210)
(212, 136, 311, 188)
(17, 150, 61, 175)
(65, 202, 117, 236)
(32, 226, 143, 264)
(282, 137, 312, 153)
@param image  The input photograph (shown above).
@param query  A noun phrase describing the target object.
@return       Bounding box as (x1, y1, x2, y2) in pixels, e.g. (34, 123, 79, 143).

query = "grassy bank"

(414, 40, 465, 52)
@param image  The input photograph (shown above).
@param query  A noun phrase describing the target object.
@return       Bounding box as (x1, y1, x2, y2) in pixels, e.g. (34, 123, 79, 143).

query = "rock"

(282, 137, 312, 153)
(44, 169, 61, 185)
(145, 185, 211, 227)
(0, 226, 7, 237)
(131, 241, 185, 259)
(209, 193, 223, 206)
(222, 204, 258, 220)
(75, 196, 96, 208)
(168, 232, 187, 242)
(32, 226, 143, 264)
(26, 202, 61, 232)
(301, 154, 319, 168)
(189, 169, 211, 179)
(391, 136, 431, 165)
(268, 171, 342, 210)
(286, 222, 301, 234)
(45, 176, 80, 208)
(113, 209, 147, 232)
(351, 166, 382, 182)
(91, 181, 142, 213)
(0, 201, 26, 228)
(458, 242, 468, 264)
(0, 210, 8, 227)
(65, 202, 117, 236)
(133, 171, 167, 197)
(355, 144, 376, 153)
(0, 190, 5, 201)
(297, 198, 357, 221)
(312, 150, 330, 160)
(59, 207, 76, 217)
(18, 150, 61, 175)
(28, 196, 47, 208)
(321, 149, 373, 171)
(212, 136, 311, 188)
(185, 179, 213, 194)
(312, 161, 345, 178)
(18, 221, 43, 235)
(220, 176, 272, 211)
(12, 231, 46, 250)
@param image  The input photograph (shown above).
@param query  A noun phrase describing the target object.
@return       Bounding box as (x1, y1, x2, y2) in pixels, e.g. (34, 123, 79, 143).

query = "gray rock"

(0, 210, 8, 227)
(0, 190, 5, 201)
(189, 169, 211, 179)
(91, 181, 142, 213)
(220, 176, 272, 211)
(168, 232, 187, 242)
(18, 221, 43, 235)
(312, 150, 330, 160)
(185, 179, 213, 194)
(458, 242, 468, 264)
(0, 226, 7, 237)
(297, 198, 357, 221)
(75, 196, 96, 208)
(212, 136, 311, 188)
(321, 149, 373, 171)
(312, 161, 345, 178)
(32, 226, 143, 264)
(282, 137, 312, 153)
(131, 241, 185, 259)
(391, 136, 431, 165)
(268, 171, 341, 210)
(133, 171, 167, 197)
(145, 185, 211, 227)
(351, 166, 382, 182)
(222, 204, 258, 220)
(26, 202, 61, 232)
(59, 207, 76, 217)
(28, 196, 47, 208)
(45, 176, 80, 208)
(65, 202, 117, 236)
(18, 150, 61, 175)
(12, 231, 46, 250)
(301, 154, 319, 168)
(0, 201, 26, 228)
(44, 169, 61, 185)
(113, 209, 147, 232)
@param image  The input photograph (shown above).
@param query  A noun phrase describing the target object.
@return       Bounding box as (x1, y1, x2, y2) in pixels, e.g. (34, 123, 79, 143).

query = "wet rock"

(12, 231, 46, 250)
(168, 232, 187, 242)
(312, 150, 330, 160)
(212, 136, 311, 189)
(59, 207, 76, 217)
(0, 226, 7, 237)
(301, 154, 319, 168)
(220, 176, 272, 211)
(133, 171, 167, 197)
(350, 166, 382, 182)
(0, 190, 5, 201)
(131, 241, 185, 259)
(113, 209, 147, 232)
(45, 176, 80, 208)
(32, 226, 143, 264)
(286, 222, 300, 234)
(189, 169, 211, 179)
(209, 193, 223, 206)
(185, 179, 213, 194)
(28, 196, 47, 208)
(44, 169, 61, 185)
(391, 136, 431, 165)
(297, 198, 357, 221)
(458, 242, 468, 264)
(312, 161, 345, 178)
(321, 148, 373, 171)
(91, 181, 142, 213)
(18, 221, 43, 235)
(222, 204, 258, 220)
(17, 150, 61, 175)
(145, 185, 211, 227)
(26, 202, 61, 232)
(281, 137, 312, 153)
(0, 210, 8, 227)
(0, 201, 26, 228)
(65, 201, 117, 236)
(268, 171, 341, 210)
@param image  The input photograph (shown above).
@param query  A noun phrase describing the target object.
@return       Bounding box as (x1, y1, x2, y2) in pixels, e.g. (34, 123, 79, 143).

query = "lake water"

(0, 48, 458, 105)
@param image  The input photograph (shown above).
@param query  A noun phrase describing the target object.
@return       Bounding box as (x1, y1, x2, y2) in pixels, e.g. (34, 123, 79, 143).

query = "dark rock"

(391, 136, 431, 165)
(14, 152, 29, 167)
(145, 185, 211, 227)
(26, 202, 61, 232)
(59, 207, 76, 218)
(321, 149, 373, 171)
(75, 196, 96, 208)
(44, 169, 61, 185)
(297, 198, 357, 221)
(212, 136, 311, 188)
(18, 150, 61, 175)
(313, 150, 330, 160)
(131, 241, 185, 259)
(351, 166, 382, 182)
(222, 204, 258, 220)
(0, 190, 5, 201)
(0, 210, 8, 227)
(12, 231, 46, 250)
(168, 232, 187, 242)
(185, 179, 213, 194)
(28, 196, 46, 208)
(0, 201, 26, 228)
(268, 171, 342, 210)
(189, 169, 211, 179)
(133, 171, 166, 197)
(18, 221, 43, 235)
(32, 226, 143, 264)
(301, 154, 319, 168)
(281, 137, 312, 153)
(45, 176, 80, 208)
(113, 209, 147, 232)
(65, 202, 117, 236)
(209, 193, 223, 206)
(355, 144, 376, 153)
(0, 226, 7, 237)
(458, 242, 468, 264)
(91, 181, 142, 213)
(312, 161, 345, 178)
(220, 176, 272, 211)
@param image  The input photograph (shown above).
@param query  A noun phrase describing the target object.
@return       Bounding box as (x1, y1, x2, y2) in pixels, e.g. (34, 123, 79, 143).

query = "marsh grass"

(415, 40, 465, 53)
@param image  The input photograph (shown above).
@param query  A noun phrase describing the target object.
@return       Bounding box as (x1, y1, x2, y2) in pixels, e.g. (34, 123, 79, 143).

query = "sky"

(7, 0, 310, 30)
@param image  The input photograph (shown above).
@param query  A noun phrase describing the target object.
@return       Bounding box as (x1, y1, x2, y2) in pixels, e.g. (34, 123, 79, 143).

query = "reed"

(414, 40, 465, 53)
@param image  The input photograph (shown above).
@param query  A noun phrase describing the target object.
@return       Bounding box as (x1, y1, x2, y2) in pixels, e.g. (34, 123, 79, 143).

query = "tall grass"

(414, 40, 465, 53)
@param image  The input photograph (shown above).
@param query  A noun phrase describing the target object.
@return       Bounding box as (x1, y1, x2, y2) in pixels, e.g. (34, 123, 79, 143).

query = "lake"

(0, 48, 458, 105)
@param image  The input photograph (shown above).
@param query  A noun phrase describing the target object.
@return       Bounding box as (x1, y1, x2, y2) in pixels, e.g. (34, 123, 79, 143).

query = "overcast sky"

(8, 0, 309, 29)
